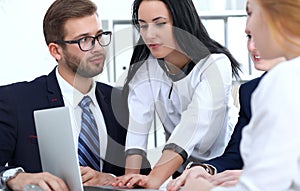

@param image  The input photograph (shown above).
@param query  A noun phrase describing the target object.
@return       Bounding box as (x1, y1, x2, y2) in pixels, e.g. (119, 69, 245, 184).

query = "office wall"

(0, 0, 55, 85)
(0, 0, 249, 86)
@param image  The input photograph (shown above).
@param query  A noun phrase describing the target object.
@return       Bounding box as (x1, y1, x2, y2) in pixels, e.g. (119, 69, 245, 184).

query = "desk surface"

(84, 186, 163, 191)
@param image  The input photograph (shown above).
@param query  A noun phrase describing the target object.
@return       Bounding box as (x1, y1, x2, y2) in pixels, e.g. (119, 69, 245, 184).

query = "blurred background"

(0, 0, 256, 87)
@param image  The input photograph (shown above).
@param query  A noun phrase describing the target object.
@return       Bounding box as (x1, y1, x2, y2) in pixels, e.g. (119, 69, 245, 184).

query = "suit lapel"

(95, 83, 128, 174)
(95, 83, 113, 170)
(95, 83, 111, 132)
(46, 67, 65, 107)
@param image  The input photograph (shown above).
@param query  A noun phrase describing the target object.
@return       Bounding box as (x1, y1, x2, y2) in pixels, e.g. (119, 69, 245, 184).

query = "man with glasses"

(0, 0, 149, 190)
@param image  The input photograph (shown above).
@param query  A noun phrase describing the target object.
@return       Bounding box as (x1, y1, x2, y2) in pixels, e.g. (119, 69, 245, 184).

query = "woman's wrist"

(146, 173, 165, 189)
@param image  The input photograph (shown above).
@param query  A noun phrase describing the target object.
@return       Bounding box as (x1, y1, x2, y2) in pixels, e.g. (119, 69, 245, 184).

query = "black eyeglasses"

(54, 31, 112, 52)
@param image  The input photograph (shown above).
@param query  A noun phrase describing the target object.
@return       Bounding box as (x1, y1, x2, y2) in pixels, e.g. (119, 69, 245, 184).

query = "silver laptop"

(34, 107, 84, 191)
(34, 107, 162, 191)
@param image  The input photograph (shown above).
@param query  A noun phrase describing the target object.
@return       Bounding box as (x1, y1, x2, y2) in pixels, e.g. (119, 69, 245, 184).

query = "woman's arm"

(113, 150, 183, 189)
(146, 149, 184, 188)
(125, 154, 143, 174)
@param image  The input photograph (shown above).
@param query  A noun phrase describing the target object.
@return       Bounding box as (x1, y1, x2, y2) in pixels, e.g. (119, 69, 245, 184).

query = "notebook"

(34, 107, 162, 191)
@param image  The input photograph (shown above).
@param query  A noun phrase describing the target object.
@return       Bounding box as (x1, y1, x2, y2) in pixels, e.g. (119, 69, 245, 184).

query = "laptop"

(34, 107, 84, 191)
(34, 107, 162, 191)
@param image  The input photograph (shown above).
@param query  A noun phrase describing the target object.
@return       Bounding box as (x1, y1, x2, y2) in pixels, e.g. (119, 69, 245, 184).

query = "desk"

(84, 186, 163, 191)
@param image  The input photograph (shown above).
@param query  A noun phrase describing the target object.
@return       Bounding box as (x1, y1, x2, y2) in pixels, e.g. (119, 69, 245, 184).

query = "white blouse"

(212, 56, 300, 191)
(125, 53, 238, 170)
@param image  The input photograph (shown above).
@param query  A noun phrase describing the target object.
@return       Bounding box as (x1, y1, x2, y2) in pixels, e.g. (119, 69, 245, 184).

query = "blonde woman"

(181, 0, 300, 190)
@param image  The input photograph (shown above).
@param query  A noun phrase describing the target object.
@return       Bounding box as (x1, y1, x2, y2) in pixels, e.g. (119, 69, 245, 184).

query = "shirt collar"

(56, 67, 97, 108)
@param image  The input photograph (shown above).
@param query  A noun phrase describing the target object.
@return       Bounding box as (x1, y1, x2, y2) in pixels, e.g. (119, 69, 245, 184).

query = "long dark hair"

(123, 0, 241, 97)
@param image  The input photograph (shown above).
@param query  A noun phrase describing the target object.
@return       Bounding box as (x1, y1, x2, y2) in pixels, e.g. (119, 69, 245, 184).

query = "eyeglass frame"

(53, 31, 112, 52)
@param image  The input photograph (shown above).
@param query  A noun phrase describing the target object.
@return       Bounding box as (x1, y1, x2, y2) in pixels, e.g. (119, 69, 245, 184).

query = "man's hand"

(7, 172, 69, 191)
(80, 166, 115, 186)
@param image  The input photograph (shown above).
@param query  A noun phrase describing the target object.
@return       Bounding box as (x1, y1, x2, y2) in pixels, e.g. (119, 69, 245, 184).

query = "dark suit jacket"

(204, 75, 264, 172)
(0, 67, 150, 176)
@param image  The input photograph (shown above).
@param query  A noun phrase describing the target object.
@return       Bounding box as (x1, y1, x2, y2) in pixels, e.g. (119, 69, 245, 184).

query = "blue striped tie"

(78, 96, 101, 171)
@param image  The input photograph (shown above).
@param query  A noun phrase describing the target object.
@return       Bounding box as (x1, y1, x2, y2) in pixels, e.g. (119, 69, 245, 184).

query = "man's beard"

(62, 50, 104, 78)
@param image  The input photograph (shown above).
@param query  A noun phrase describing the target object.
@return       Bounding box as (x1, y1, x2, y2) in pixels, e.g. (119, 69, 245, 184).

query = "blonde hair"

(257, 0, 300, 51)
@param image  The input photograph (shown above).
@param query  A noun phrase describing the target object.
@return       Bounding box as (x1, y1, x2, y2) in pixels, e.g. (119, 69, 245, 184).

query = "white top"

(126, 53, 238, 170)
(56, 68, 108, 170)
(212, 56, 300, 191)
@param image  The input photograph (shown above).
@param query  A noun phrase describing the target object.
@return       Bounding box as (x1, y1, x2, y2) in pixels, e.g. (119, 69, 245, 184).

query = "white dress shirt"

(126, 53, 238, 171)
(212, 56, 300, 191)
(56, 68, 107, 170)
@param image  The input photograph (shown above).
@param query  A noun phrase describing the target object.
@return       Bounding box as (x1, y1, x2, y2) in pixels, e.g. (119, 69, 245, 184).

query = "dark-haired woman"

(113, 0, 241, 189)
